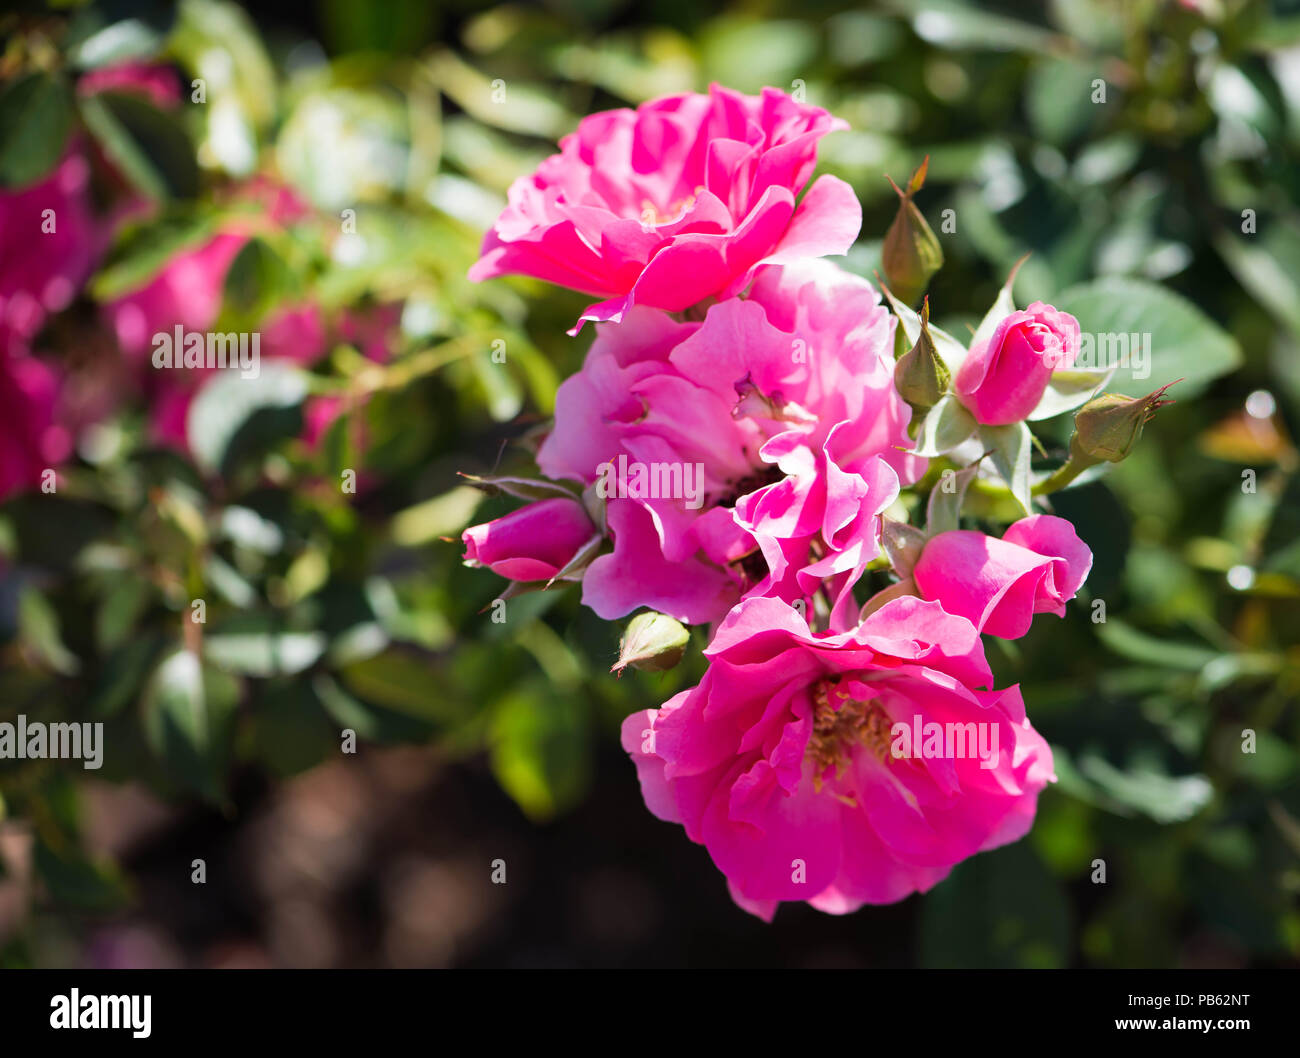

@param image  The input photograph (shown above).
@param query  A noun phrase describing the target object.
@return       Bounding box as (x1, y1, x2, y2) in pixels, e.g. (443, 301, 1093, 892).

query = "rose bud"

(1071, 381, 1178, 463)
(953, 302, 1081, 425)
(462, 497, 599, 584)
(893, 297, 950, 416)
(881, 157, 944, 306)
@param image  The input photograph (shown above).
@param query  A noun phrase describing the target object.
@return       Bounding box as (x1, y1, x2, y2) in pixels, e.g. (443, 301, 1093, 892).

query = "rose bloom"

(533, 260, 924, 626)
(953, 302, 1081, 425)
(622, 595, 1055, 919)
(913, 515, 1092, 639)
(469, 84, 861, 330)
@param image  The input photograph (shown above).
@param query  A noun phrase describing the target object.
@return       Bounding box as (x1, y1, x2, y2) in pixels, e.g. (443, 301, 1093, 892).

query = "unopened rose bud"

(613, 611, 690, 675)
(893, 298, 950, 416)
(1072, 381, 1179, 463)
(881, 157, 944, 306)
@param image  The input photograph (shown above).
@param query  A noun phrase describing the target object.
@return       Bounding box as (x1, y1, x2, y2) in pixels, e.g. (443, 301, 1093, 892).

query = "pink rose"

(142, 303, 328, 450)
(953, 302, 1080, 425)
(100, 180, 327, 449)
(77, 62, 182, 109)
(463, 497, 599, 583)
(622, 595, 1055, 919)
(912, 514, 1092, 639)
(0, 152, 101, 356)
(303, 305, 399, 450)
(535, 261, 923, 626)
(469, 84, 861, 330)
(0, 348, 70, 501)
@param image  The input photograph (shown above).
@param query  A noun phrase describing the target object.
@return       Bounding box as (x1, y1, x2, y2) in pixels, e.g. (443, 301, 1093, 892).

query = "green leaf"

(489, 679, 590, 821)
(920, 841, 1069, 968)
(913, 395, 976, 457)
(220, 236, 293, 329)
(205, 617, 326, 677)
(340, 649, 464, 722)
(78, 91, 199, 200)
(1094, 618, 1221, 671)
(1054, 277, 1243, 396)
(18, 586, 80, 676)
(0, 73, 75, 188)
(186, 361, 307, 475)
(143, 648, 241, 800)
(1078, 752, 1213, 824)
(90, 209, 220, 300)
(980, 421, 1033, 514)
(926, 462, 980, 535)
(312, 672, 433, 744)
(66, 3, 174, 69)
(1026, 54, 1102, 143)
(244, 681, 339, 777)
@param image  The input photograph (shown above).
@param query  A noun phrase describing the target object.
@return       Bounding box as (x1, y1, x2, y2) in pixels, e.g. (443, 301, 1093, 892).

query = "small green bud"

(893, 297, 950, 416)
(881, 156, 944, 306)
(1072, 381, 1178, 463)
(613, 611, 690, 675)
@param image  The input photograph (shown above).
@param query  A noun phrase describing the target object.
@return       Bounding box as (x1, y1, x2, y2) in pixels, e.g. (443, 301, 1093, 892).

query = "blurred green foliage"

(0, 0, 1297, 967)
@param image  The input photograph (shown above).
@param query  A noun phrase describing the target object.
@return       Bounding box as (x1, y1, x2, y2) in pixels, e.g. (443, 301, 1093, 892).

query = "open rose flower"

(953, 302, 1081, 425)
(535, 260, 923, 626)
(622, 595, 1055, 919)
(912, 514, 1092, 639)
(469, 84, 861, 331)
(463, 497, 599, 584)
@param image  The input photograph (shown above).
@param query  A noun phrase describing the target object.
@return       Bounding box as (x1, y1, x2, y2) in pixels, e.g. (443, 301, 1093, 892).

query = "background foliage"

(0, 0, 1297, 967)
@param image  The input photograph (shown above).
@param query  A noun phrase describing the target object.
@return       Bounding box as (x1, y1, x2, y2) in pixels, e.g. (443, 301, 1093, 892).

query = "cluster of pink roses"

(464, 85, 1100, 919)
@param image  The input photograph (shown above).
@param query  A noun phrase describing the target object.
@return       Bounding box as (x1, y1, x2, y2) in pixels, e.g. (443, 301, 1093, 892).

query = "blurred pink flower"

(77, 61, 182, 108)
(0, 152, 101, 357)
(99, 180, 326, 449)
(912, 514, 1092, 639)
(470, 84, 860, 331)
(0, 348, 71, 501)
(622, 594, 1055, 919)
(302, 305, 400, 450)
